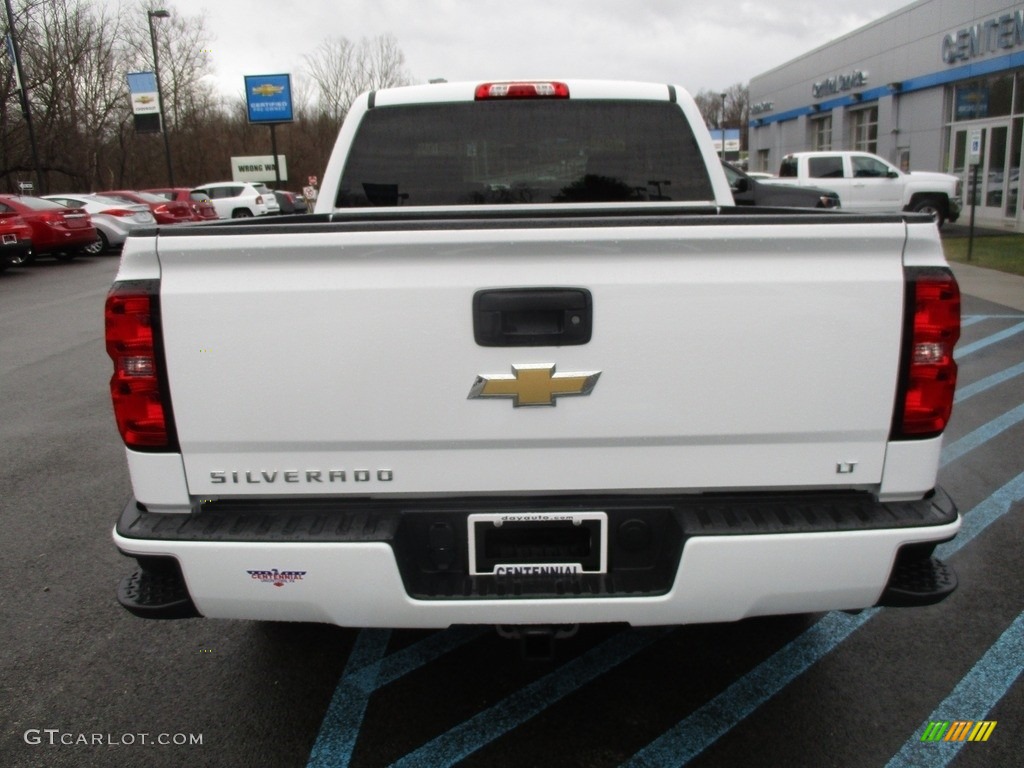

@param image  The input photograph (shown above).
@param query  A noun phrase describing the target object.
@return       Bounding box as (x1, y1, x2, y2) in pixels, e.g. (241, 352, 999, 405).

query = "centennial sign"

(942, 10, 1024, 64)
(812, 71, 869, 99)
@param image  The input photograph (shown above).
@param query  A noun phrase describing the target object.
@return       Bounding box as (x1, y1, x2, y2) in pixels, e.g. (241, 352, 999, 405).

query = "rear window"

(808, 156, 845, 178)
(8, 196, 66, 211)
(206, 186, 242, 199)
(336, 99, 714, 207)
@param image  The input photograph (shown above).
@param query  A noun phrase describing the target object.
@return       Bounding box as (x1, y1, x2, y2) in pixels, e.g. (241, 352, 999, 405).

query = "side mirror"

(887, 170, 900, 178)
(732, 178, 750, 194)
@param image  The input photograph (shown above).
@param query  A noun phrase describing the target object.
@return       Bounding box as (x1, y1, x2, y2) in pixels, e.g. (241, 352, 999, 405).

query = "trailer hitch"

(496, 624, 579, 661)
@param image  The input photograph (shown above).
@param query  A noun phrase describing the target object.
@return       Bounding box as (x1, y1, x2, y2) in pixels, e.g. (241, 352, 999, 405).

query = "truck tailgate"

(154, 218, 907, 497)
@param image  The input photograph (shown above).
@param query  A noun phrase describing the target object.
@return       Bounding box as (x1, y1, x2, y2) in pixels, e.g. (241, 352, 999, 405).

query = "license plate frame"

(467, 511, 608, 577)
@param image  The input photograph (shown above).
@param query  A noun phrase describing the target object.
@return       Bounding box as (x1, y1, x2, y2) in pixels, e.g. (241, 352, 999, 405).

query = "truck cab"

(777, 151, 962, 226)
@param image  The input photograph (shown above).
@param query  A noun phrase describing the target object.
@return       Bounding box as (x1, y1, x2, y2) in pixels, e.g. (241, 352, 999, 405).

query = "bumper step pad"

(878, 555, 957, 607)
(117, 564, 200, 620)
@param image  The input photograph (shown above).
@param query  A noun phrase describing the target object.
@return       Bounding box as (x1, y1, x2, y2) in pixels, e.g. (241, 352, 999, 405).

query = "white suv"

(251, 183, 280, 215)
(191, 182, 277, 219)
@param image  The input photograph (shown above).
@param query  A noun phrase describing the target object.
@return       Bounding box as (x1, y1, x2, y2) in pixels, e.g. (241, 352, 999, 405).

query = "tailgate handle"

(473, 288, 592, 347)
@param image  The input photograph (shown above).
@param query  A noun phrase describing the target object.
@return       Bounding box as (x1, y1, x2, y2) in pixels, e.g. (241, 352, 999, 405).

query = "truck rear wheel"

(910, 197, 946, 228)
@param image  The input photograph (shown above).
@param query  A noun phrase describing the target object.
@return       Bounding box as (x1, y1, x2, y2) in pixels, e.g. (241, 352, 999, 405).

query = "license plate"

(2, 234, 15, 244)
(467, 511, 607, 576)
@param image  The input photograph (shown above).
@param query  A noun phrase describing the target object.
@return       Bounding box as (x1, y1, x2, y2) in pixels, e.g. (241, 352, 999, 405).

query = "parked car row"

(1, 182, 311, 272)
(145, 188, 219, 221)
(0, 194, 99, 269)
(41, 194, 155, 256)
(189, 181, 282, 218)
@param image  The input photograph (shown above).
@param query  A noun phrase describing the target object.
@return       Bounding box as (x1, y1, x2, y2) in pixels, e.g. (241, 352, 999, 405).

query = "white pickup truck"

(774, 151, 962, 227)
(107, 80, 961, 639)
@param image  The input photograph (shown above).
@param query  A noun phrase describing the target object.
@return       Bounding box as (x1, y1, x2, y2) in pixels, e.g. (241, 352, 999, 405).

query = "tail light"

(475, 81, 570, 100)
(891, 268, 960, 439)
(40, 212, 66, 227)
(255, 195, 264, 204)
(105, 208, 139, 218)
(105, 280, 178, 451)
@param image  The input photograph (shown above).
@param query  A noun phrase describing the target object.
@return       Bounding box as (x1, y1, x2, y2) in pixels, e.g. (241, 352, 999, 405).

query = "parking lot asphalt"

(1, 253, 1022, 768)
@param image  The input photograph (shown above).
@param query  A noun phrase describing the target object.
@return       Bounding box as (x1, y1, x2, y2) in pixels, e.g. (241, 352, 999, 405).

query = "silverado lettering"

(209, 469, 394, 484)
(108, 79, 961, 636)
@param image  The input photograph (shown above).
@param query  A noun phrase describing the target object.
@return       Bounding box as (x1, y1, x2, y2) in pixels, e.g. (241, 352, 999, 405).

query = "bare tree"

(303, 33, 412, 124)
(5, 0, 133, 189)
(303, 36, 359, 124)
(694, 83, 750, 152)
(1, 1, 413, 193)
(359, 33, 411, 91)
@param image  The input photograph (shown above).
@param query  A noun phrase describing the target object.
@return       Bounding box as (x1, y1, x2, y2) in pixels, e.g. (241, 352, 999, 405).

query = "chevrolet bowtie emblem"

(468, 364, 601, 407)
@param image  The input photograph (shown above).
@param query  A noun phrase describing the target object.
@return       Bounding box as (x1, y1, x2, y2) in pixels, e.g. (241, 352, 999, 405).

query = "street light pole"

(148, 9, 175, 187)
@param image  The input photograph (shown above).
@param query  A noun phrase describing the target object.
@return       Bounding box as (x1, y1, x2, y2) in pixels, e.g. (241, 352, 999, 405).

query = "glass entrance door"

(951, 122, 1013, 219)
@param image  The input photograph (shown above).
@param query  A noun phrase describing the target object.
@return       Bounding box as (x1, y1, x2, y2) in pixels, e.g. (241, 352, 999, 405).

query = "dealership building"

(748, 0, 1024, 230)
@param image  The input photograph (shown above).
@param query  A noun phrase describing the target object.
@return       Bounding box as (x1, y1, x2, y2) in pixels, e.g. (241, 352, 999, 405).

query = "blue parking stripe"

(307, 629, 391, 768)
(621, 609, 878, 768)
(955, 361, 1024, 403)
(956, 320, 1024, 358)
(936, 470, 1024, 559)
(962, 314, 1024, 327)
(884, 610, 1024, 768)
(344, 626, 489, 692)
(391, 627, 673, 768)
(307, 626, 487, 767)
(940, 402, 1024, 467)
(620, 468, 1024, 768)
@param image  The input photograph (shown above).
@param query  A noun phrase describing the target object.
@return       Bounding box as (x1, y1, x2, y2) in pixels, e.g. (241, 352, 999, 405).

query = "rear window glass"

(336, 99, 714, 207)
(9, 196, 66, 211)
(808, 156, 845, 178)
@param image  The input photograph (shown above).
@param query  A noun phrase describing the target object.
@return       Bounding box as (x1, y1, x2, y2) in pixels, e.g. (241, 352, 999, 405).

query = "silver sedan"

(41, 194, 156, 255)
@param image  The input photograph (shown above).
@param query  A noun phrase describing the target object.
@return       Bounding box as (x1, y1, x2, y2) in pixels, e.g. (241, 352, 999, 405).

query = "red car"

(144, 188, 219, 221)
(0, 210, 33, 271)
(98, 189, 198, 224)
(0, 194, 97, 261)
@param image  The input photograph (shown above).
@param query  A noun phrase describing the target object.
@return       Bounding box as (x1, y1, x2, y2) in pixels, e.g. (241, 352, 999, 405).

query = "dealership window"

(953, 74, 1014, 121)
(757, 149, 770, 173)
(850, 107, 878, 153)
(811, 115, 832, 150)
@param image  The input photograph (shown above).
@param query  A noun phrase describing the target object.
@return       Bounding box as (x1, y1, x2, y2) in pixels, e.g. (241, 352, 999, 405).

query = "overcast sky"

(167, 0, 918, 100)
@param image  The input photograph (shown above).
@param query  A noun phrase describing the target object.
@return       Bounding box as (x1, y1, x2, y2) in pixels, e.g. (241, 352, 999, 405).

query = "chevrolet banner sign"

(127, 71, 161, 133)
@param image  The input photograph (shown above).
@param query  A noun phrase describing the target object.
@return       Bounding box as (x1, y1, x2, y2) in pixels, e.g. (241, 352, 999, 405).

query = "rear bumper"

(1, 239, 32, 266)
(113, 489, 959, 626)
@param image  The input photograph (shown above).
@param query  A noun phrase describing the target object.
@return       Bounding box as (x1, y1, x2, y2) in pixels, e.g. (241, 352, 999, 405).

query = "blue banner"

(126, 72, 160, 115)
(5, 34, 21, 90)
(244, 74, 294, 124)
